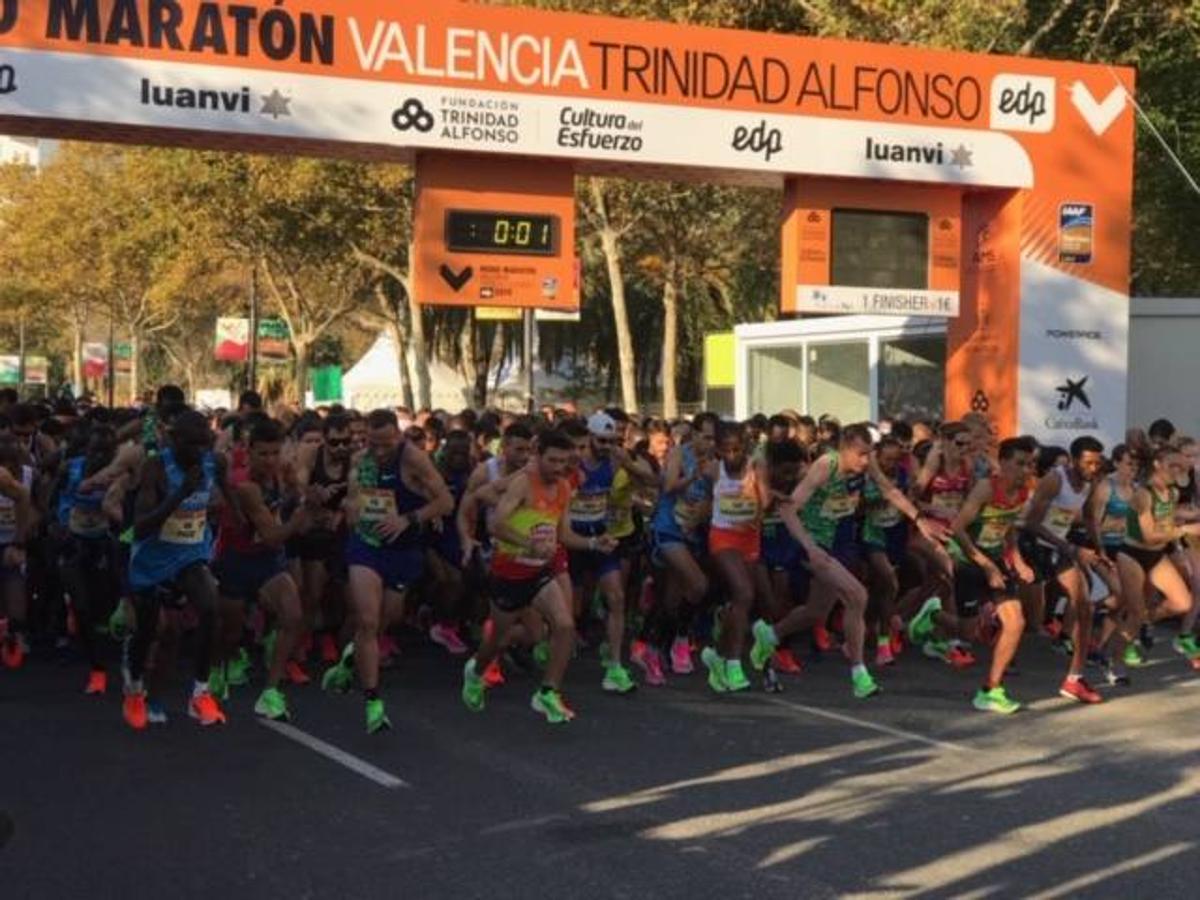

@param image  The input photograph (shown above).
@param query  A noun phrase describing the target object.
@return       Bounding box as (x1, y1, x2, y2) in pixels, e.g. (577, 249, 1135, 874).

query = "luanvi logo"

(864, 138, 972, 169)
(990, 74, 1056, 134)
(1056, 376, 1091, 412)
(140, 79, 250, 114)
(732, 121, 783, 162)
(0, 63, 15, 96)
(392, 98, 435, 133)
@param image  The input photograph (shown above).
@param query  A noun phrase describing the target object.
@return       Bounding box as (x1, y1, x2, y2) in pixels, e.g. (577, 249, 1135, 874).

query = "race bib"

(0, 504, 15, 533)
(821, 494, 859, 520)
(931, 492, 963, 514)
(1047, 506, 1077, 538)
(516, 522, 558, 567)
(1101, 514, 1126, 540)
(977, 519, 1008, 549)
(570, 493, 608, 523)
(674, 501, 703, 531)
(871, 506, 904, 529)
(160, 508, 206, 545)
(360, 488, 398, 523)
(717, 494, 758, 523)
(69, 506, 108, 537)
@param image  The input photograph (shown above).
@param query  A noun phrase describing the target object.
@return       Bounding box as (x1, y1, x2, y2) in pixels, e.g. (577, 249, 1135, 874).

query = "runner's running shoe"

(285, 660, 311, 686)
(875, 642, 895, 667)
(321, 662, 353, 694)
(84, 669, 107, 695)
(1172, 634, 1200, 659)
(813, 624, 834, 652)
(923, 639, 952, 663)
(907, 597, 942, 645)
(852, 668, 881, 699)
(773, 647, 803, 674)
(107, 602, 130, 640)
(189, 690, 227, 726)
(365, 698, 391, 734)
(1122, 644, 1146, 668)
(1100, 660, 1131, 686)
(254, 687, 291, 721)
(209, 663, 230, 701)
(430, 624, 468, 656)
(462, 659, 485, 712)
(227, 648, 251, 687)
(630, 640, 666, 686)
(483, 659, 505, 687)
(1059, 677, 1103, 704)
(972, 686, 1020, 714)
(319, 634, 339, 664)
(531, 687, 574, 724)
(700, 647, 728, 693)
(123, 690, 148, 730)
(724, 660, 751, 692)
(602, 664, 637, 694)
(146, 699, 169, 725)
(947, 645, 976, 669)
(669, 637, 693, 674)
(749, 619, 779, 671)
(1, 638, 24, 669)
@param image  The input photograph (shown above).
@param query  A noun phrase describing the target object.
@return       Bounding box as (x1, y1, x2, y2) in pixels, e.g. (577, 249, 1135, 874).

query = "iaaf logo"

(732, 121, 783, 162)
(990, 74, 1056, 134)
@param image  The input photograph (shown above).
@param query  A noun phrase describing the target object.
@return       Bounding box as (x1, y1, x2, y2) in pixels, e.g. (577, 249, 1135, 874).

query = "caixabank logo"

(1046, 376, 1099, 430)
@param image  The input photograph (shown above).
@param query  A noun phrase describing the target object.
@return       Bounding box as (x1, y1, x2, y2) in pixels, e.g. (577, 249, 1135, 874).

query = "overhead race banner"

(24, 354, 48, 385)
(214, 316, 250, 362)
(82, 342, 108, 379)
(0, 2, 1128, 194)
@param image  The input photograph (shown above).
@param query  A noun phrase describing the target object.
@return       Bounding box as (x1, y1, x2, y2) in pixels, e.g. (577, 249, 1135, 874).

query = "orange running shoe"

(773, 648, 804, 674)
(1, 639, 24, 670)
(189, 690, 228, 726)
(84, 669, 107, 695)
(285, 660, 311, 686)
(483, 659, 505, 688)
(123, 691, 148, 730)
(813, 625, 833, 653)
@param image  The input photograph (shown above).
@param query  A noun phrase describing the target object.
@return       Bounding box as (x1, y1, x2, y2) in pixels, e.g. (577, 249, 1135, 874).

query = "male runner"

(0, 438, 33, 668)
(461, 429, 617, 723)
(1020, 436, 1109, 703)
(212, 419, 317, 721)
(322, 409, 452, 734)
(750, 424, 945, 699)
(124, 410, 228, 730)
(950, 437, 1037, 714)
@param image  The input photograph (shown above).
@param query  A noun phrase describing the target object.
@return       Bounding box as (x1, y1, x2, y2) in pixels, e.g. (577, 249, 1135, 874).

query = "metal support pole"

(522, 308, 534, 414)
(248, 265, 259, 393)
(17, 309, 25, 400)
(107, 304, 115, 407)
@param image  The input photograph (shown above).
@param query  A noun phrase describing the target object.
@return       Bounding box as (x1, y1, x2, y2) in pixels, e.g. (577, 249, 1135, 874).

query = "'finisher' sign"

(795, 285, 960, 317)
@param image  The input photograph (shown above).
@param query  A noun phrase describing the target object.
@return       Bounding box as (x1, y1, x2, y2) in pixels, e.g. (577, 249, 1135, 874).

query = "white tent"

(342, 331, 471, 412)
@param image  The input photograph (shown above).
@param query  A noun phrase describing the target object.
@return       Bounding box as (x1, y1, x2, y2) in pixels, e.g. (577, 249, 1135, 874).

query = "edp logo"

(990, 74, 1056, 134)
(732, 120, 783, 162)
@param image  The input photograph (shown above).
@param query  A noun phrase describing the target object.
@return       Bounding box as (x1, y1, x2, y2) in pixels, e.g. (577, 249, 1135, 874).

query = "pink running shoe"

(631, 640, 666, 686)
(430, 623, 468, 656)
(875, 642, 896, 667)
(669, 637, 694, 675)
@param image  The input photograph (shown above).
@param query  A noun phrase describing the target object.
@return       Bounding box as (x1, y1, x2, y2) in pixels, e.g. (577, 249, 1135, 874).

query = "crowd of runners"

(2, 384, 1199, 734)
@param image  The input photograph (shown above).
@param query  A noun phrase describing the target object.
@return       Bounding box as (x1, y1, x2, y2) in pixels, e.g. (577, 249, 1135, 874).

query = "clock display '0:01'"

(445, 210, 559, 256)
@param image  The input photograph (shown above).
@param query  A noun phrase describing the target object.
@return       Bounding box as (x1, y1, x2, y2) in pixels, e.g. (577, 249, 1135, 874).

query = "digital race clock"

(445, 210, 559, 256)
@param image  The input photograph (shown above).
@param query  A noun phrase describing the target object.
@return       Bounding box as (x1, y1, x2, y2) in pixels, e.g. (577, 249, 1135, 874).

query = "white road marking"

(761, 696, 969, 753)
(1026, 843, 1194, 900)
(480, 813, 570, 835)
(258, 719, 409, 789)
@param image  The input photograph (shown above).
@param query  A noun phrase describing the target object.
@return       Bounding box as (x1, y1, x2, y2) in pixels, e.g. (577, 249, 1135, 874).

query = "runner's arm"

(488, 473, 531, 548)
(456, 465, 488, 551)
(1085, 480, 1110, 554)
(133, 458, 192, 540)
(913, 443, 942, 498)
(102, 473, 129, 526)
(951, 479, 1004, 573)
(79, 442, 143, 491)
(660, 448, 693, 496)
(405, 443, 455, 525)
(234, 480, 308, 548)
(0, 467, 32, 544)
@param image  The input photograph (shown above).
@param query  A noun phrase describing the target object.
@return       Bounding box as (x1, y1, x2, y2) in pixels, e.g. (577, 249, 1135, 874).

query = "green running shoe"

(923, 639, 952, 663)
(227, 648, 251, 687)
(908, 597, 943, 645)
(724, 659, 751, 692)
(254, 686, 291, 721)
(107, 602, 130, 639)
(749, 619, 779, 671)
(1172, 634, 1200, 659)
(531, 687, 574, 724)
(532, 640, 550, 669)
(700, 647, 728, 693)
(462, 659, 485, 712)
(321, 662, 353, 694)
(972, 685, 1021, 714)
(602, 664, 636, 694)
(365, 698, 391, 734)
(1122, 644, 1146, 668)
(852, 668, 881, 699)
(209, 663, 229, 702)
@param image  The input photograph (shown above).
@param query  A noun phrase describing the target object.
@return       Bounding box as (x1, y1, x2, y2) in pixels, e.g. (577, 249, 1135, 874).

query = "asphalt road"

(2, 627, 1199, 899)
